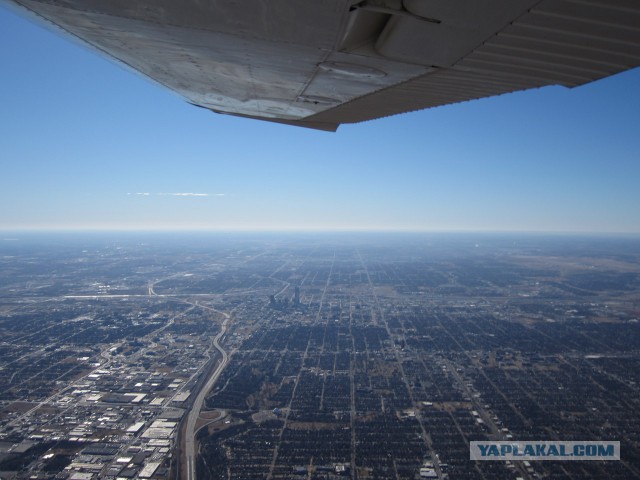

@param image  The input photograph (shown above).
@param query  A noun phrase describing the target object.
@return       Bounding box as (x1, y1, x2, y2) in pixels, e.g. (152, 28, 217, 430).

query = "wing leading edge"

(4, 0, 640, 130)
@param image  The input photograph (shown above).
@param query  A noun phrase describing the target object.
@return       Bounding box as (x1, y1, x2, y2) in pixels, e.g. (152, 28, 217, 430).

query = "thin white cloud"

(169, 193, 209, 197)
(128, 192, 224, 197)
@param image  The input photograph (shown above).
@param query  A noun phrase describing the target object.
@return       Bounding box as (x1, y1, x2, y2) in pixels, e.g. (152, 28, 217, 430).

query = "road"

(185, 310, 231, 480)
(146, 274, 234, 480)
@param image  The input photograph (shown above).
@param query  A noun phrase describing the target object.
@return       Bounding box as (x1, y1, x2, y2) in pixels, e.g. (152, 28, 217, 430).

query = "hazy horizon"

(3, 228, 640, 239)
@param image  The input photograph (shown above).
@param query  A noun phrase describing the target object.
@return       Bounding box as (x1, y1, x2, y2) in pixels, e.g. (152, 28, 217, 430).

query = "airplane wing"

(4, 0, 640, 131)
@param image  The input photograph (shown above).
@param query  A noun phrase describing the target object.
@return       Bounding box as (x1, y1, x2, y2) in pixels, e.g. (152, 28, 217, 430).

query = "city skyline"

(2, 5, 640, 234)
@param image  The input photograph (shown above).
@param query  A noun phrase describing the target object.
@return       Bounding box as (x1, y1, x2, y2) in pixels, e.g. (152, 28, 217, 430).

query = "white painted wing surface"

(4, 0, 640, 130)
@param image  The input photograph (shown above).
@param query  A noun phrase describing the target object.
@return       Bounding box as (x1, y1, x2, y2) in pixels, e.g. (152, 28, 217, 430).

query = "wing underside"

(5, 0, 640, 130)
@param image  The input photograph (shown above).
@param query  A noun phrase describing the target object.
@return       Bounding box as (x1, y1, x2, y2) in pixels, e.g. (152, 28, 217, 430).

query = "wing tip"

(202, 107, 339, 132)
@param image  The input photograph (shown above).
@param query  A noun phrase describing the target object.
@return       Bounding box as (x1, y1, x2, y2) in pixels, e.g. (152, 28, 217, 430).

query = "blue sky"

(1, 4, 639, 233)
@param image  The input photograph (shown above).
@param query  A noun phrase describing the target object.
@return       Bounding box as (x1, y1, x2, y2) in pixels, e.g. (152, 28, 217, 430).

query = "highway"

(184, 310, 231, 480)
(146, 274, 234, 479)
